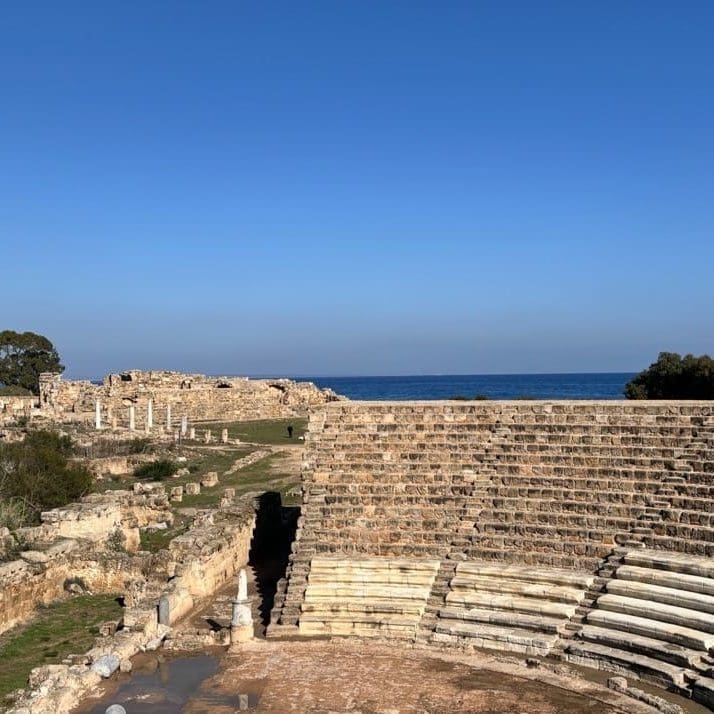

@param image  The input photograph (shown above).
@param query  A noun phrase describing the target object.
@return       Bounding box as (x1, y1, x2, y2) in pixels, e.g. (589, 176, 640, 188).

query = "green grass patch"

(100, 447, 255, 495)
(173, 447, 254, 487)
(0, 594, 122, 701)
(180, 452, 295, 508)
(140, 514, 190, 553)
(199, 418, 307, 445)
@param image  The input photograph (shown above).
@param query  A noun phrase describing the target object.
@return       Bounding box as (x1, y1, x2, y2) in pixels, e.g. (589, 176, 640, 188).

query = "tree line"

(624, 352, 714, 399)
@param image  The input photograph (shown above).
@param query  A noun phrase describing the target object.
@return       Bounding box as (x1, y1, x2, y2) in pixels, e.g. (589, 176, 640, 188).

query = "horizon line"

(65, 370, 638, 381)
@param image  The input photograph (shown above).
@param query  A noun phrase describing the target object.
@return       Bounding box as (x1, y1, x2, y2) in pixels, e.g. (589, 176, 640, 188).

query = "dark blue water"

(302, 373, 635, 401)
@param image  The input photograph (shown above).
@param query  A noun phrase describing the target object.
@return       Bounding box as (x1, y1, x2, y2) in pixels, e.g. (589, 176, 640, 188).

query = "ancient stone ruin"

(1, 484, 255, 713)
(30, 370, 341, 429)
(3, 396, 714, 712)
(271, 400, 714, 708)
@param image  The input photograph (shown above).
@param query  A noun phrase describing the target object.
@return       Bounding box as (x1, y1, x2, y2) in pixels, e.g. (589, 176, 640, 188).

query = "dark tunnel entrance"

(247, 491, 299, 635)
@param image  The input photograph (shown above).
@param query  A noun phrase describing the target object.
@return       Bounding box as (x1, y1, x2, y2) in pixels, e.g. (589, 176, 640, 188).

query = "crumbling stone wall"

(0, 395, 37, 426)
(5, 504, 257, 714)
(0, 490, 171, 634)
(158, 507, 255, 626)
(37, 370, 342, 427)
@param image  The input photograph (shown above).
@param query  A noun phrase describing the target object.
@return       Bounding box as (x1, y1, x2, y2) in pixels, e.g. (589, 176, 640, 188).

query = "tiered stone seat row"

(298, 558, 439, 639)
(432, 562, 594, 656)
(565, 548, 714, 697)
(273, 400, 714, 658)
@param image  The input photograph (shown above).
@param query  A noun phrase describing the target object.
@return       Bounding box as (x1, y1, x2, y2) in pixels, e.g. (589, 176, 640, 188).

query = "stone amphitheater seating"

(270, 401, 714, 704)
(433, 563, 595, 656)
(298, 558, 439, 639)
(566, 549, 714, 692)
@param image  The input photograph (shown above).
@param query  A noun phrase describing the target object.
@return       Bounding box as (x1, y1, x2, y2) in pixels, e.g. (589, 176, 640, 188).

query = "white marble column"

(129, 404, 136, 431)
(181, 415, 188, 436)
(147, 399, 153, 430)
(94, 400, 102, 430)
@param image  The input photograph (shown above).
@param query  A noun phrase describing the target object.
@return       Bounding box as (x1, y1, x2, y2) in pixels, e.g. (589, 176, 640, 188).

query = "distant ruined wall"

(37, 370, 343, 427)
(0, 395, 37, 426)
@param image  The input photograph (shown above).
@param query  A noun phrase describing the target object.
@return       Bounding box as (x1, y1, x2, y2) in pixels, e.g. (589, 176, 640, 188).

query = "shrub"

(625, 352, 714, 399)
(0, 430, 94, 527)
(0, 499, 29, 531)
(133, 460, 177, 482)
(127, 438, 152, 455)
(0, 385, 32, 396)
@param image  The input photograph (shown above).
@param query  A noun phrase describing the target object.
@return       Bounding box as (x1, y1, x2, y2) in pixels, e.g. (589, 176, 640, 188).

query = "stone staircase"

(564, 548, 714, 699)
(297, 558, 439, 639)
(418, 470, 493, 642)
(268, 483, 325, 632)
(431, 562, 594, 656)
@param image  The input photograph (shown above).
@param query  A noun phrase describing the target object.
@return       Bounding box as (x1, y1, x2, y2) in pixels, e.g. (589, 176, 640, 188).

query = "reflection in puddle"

(82, 653, 259, 713)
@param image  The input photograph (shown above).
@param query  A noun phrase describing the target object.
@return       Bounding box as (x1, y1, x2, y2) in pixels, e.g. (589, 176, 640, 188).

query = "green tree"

(625, 352, 714, 399)
(0, 331, 64, 394)
(0, 431, 94, 528)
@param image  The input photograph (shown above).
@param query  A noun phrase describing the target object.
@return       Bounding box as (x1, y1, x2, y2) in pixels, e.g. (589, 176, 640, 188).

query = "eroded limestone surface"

(31, 370, 342, 428)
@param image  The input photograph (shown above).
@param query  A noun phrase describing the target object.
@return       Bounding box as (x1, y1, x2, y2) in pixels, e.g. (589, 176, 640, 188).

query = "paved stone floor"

(194, 640, 651, 714)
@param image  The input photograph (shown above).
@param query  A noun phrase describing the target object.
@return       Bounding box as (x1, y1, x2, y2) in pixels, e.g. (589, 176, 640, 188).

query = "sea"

(300, 373, 635, 401)
(87, 372, 635, 401)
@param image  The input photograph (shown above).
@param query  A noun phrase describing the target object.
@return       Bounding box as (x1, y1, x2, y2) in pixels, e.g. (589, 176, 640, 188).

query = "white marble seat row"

(623, 548, 714, 579)
(433, 621, 559, 655)
(585, 609, 714, 653)
(577, 624, 705, 669)
(298, 557, 439, 640)
(596, 593, 714, 635)
(615, 564, 714, 597)
(566, 640, 688, 688)
(567, 547, 714, 691)
(435, 562, 594, 657)
(455, 562, 594, 589)
(606, 579, 714, 615)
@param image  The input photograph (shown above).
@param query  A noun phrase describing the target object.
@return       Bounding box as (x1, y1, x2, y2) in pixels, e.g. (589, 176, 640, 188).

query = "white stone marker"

(230, 568, 253, 646)
(189, 427, 196, 440)
(95, 400, 102, 430)
(147, 399, 153, 430)
(221, 428, 228, 443)
(128, 404, 136, 431)
(181, 415, 188, 436)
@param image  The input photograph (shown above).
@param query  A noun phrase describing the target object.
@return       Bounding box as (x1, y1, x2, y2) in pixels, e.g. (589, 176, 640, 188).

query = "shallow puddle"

(76, 652, 259, 713)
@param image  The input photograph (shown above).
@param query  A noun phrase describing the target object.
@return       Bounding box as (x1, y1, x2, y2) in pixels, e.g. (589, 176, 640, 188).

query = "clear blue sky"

(1, 2, 713, 378)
